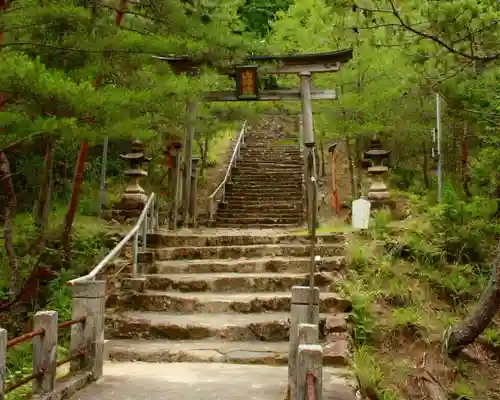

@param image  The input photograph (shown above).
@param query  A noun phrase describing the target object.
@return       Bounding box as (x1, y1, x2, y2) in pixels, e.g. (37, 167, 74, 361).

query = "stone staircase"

(104, 229, 358, 398)
(216, 119, 304, 228)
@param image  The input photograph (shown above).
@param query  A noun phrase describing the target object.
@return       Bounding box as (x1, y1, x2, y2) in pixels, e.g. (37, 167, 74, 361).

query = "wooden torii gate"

(155, 49, 353, 228)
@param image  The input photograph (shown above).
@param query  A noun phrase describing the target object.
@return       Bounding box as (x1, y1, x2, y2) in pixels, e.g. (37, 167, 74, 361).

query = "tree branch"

(386, 0, 500, 62)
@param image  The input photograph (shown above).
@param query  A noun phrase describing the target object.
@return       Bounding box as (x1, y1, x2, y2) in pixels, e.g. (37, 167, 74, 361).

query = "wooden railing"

(0, 280, 106, 399)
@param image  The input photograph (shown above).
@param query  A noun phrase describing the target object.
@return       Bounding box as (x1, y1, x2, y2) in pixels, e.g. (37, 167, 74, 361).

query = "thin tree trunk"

(35, 138, 55, 230)
(422, 141, 429, 190)
(61, 141, 89, 254)
(319, 136, 326, 177)
(444, 241, 500, 355)
(345, 136, 356, 202)
(0, 151, 19, 300)
(354, 136, 363, 198)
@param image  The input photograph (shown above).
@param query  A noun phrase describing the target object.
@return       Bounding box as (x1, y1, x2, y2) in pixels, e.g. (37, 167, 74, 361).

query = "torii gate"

(155, 49, 353, 228)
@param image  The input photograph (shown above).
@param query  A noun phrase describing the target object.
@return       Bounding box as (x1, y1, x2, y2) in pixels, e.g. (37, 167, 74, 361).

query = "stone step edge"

(104, 339, 350, 367)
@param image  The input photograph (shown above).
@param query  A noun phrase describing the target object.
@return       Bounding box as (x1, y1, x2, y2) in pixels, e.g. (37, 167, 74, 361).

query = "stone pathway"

(69, 362, 358, 400)
(96, 228, 358, 399)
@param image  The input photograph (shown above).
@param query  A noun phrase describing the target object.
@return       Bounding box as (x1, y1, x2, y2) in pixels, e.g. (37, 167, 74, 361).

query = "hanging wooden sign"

(235, 65, 259, 100)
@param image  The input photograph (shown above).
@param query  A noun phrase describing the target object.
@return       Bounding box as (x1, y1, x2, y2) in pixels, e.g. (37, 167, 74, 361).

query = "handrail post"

(297, 344, 323, 400)
(208, 198, 215, 225)
(132, 231, 139, 278)
(0, 328, 7, 399)
(155, 196, 160, 231)
(289, 286, 319, 400)
(148, 197, 154, 233)
(33, 311, 58, 395)
(70, 281, 106, 380)
(142, 212, 148, 252)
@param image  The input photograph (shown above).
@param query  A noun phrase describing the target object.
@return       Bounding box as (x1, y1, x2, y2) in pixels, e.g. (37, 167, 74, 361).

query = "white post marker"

(352, 197, 371, 230)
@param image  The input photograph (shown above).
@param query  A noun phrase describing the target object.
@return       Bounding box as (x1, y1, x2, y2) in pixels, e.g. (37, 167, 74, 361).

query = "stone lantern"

(113, 140, 151, 220)
(364, 136, 391, 208)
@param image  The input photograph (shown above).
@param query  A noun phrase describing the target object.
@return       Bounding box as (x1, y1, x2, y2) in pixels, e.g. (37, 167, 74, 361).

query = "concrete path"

(69, 361, 359, 400)
(69, 361, 288, 400)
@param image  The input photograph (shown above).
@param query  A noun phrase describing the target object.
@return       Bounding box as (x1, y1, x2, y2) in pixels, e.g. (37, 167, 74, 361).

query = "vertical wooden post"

(183, 99, 196, 226)
(32, 311, 58, 394)
(98, 136, 109, 217)
(70, 281, 106, 380)
(172, 143, 182, 231)
(288, 286, 319, 400)
(189, 158, 200, 227)
(0, 328, 7, 400)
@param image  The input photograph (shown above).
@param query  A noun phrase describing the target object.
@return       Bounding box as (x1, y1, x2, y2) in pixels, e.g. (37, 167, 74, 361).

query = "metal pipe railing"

(207, 121, 247, 223)
(67, 193, 158, 285)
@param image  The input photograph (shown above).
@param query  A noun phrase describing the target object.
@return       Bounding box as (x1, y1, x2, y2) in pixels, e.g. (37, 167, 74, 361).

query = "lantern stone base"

(111, 192, 148, 223)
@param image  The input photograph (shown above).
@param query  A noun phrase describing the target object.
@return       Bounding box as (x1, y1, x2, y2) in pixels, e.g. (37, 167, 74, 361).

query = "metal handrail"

(68, 193, 159, 285)
(207, 121, 247, 223)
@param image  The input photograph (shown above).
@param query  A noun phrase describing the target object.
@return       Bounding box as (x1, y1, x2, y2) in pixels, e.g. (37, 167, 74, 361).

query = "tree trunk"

(444, 242, 500, 355)
(354, 136, 363, 198)
(345, 136, 356, 202)
(18, 138, 56, 257)
(35, 138, 55, 230)
(319, 136, 326, 177)
(422, 141, 429, 190)
(61, 140, 89, 254)
(0, 151, 20, 300)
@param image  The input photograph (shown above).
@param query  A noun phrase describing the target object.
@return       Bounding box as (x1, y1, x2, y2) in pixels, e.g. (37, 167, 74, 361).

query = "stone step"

(155, 243, 343, 261)
(215, 223, 304, 228)
(240, 158, 301, 163)
(215, 217, 302, 226)
(143, 272, 337, 293)
(237, 160, 301, 166)
(216, 213, 302, 220)
(223, 204, 302, 212)
(227, 187, 302, 194)
(216, 211, 302, 219)
(226, 201, 303, 212)
(148, 232, 344, 248)
(109, 291, 350, 314)
(105, 311, 327, 341)
(226, 189, 302, 196)
(224, 195, 302, 202)
(106, 339, 289, 365)
(235, 164, 302, 170)
(150, 256, 346, 274)
(105, 339, 349, 367)
(240, 156, 300, 161)
(232, 174, 302, 181)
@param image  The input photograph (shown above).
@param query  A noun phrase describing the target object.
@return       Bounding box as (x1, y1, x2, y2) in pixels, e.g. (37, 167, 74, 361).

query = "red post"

(306, 371, 316, 400)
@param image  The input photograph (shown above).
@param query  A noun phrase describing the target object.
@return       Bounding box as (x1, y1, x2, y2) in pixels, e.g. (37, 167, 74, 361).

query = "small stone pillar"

(32, 311, 58, 394)
(113, 140, 151, 221)
(189, 158, 200, 227)
(364, 137, 391, 208)
(70, 281, 106, 380)
(289, 286, 319, 400)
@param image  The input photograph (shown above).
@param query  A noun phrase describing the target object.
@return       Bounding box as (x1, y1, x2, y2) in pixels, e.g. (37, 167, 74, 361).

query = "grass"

(336, 206, 500, 399)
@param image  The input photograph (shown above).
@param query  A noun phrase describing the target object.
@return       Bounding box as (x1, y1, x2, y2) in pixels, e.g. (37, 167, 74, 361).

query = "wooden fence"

(0, 281, 106, 400)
